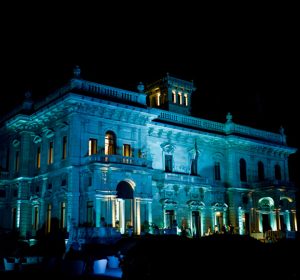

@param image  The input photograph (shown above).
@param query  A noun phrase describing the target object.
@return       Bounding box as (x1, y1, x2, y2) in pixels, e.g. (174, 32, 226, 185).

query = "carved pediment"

(160, 142, 176, 154)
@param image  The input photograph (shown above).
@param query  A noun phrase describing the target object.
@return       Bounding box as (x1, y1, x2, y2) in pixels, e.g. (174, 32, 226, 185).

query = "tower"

(145, 73, 196, 115)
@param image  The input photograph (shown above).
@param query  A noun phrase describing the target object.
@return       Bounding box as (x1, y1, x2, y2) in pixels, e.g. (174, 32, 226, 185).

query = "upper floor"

(0, 68, 297, 190)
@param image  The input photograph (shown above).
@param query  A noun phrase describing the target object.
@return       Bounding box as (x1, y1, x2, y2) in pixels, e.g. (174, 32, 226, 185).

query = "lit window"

(172, 91, 176, 103)
(36, 147, 41, 168)
(184, 94, 188, 106)
(157, 93, 161, 106)
(46, 204, 52, 233)
(105, 131, 116, 155)
(178, 93, 182, 105)
(88, 138, 97, 155)
(48, 142, 54, 164)
(123, 144, 132, 157)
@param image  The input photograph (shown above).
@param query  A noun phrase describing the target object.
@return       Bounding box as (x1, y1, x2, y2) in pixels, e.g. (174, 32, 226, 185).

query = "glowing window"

(172, 91, 176, 103)
(178, 93, 182, 105)
(105, 131, 116, 155)
(184, 94, 188, 106)
(48, 142, 54, 164)
(33, 207, 39, 230)
(123, 144, 132, 157)
(36, 146, 41, 168)
(157, 93, 161, 106)
(46, 204, 52, 233)
(88, 138, 97, 155)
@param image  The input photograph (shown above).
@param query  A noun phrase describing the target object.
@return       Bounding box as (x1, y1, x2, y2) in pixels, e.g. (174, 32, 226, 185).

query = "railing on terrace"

(34, 79, 147, 110)
(163, 172, 209, 184)
(231, 123, 282, 143)
(86, 154, 149, 167)
(158, 111, 225, 133)
(157, 111, 284, 144)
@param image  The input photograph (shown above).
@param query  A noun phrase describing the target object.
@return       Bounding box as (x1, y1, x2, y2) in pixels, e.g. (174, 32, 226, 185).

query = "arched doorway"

(116, 180, 134, 234)
(258, 197, 274, 232)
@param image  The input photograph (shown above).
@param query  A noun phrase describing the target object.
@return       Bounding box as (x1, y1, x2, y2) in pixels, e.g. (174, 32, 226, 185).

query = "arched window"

(239, 158, 247, 182)
(258, 161, 265, 181)
(105, 131, 116, 155)
(275, 164, 281, 180)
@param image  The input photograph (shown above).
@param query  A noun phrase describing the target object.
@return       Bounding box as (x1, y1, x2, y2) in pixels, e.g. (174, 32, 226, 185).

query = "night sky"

(1, 5, 299, 188)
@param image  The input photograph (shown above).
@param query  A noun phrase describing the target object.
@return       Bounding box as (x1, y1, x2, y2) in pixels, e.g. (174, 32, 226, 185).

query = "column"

(95, 198, 101, 227)
(275, 209, 280, 231)
(285, 211, 291, 231)
(258, 212, 262, 233)
(270, 210, 277, 231)
(95, 191, 117, 227)
(148, 200, 153, 226)
(135, 198, 141, 235)
(291, 210, 297, 231)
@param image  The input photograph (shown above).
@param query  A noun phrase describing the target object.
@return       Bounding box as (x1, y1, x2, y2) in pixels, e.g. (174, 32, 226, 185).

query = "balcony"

(155, 172, 209, 185)
(85, 154, 150, 167)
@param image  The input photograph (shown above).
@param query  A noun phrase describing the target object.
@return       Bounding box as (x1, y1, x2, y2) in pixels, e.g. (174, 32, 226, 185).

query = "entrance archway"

(116, 181, 135, 234)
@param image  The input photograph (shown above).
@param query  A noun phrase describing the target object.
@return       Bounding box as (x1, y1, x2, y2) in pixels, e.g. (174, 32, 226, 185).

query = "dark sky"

(0, 4, 299, 185)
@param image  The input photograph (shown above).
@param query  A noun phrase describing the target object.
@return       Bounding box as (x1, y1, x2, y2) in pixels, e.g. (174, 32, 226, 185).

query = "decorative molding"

(160, 142, 176, 154)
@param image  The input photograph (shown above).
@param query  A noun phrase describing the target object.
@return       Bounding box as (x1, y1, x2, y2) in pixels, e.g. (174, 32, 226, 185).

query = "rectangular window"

(178, 93, 182, 105)
(62, 136, 67, 160)
(87, 201, 94, 226)
(165, 155, 173, 172)
(184, 94, 188, 106)
(33, 207, 39, 230)
(214, 162, 221, 181)
(48, 142, 54, 164)
(15, 151, 20, 172)
(88, 138, 97, 155)
(123, 144, 132, 157)
(46, 204, 52, 233)
(172, 91, 176, 103)
(157, 93, 161, 106)
(36, 146, 41, 168)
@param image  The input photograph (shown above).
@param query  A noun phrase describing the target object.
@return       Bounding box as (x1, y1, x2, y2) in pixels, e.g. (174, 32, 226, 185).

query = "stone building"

(0, 67, 298, 238)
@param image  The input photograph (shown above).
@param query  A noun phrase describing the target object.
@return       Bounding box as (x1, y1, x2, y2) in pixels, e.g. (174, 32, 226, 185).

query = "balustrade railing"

(158, 111, 283, 144)
(86, 154, 149, 167)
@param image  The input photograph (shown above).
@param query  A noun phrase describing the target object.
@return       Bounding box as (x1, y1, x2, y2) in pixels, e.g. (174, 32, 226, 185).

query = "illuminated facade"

(0, 67, 298, 238)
